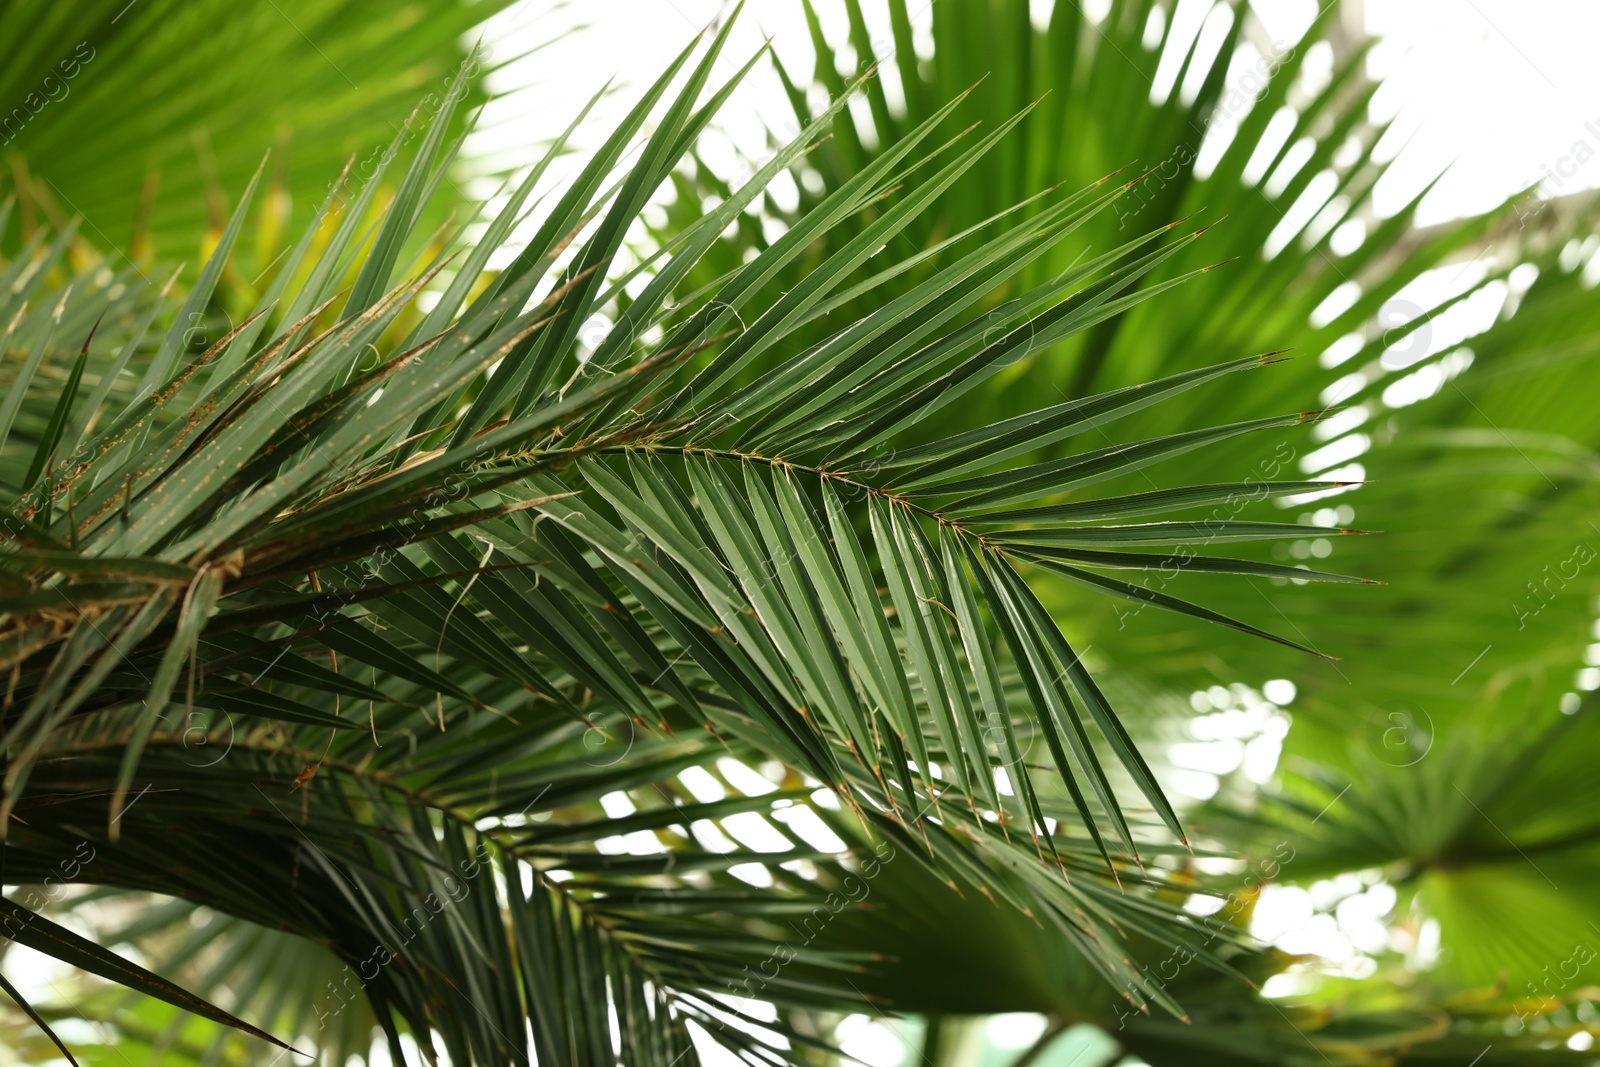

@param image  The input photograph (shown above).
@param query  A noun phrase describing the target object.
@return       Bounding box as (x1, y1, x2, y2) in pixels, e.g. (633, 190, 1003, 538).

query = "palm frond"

(0, 11, 1367, 1061)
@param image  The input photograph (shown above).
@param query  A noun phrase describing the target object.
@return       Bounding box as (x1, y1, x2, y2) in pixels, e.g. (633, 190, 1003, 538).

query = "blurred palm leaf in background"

(0, 0, 514, 260)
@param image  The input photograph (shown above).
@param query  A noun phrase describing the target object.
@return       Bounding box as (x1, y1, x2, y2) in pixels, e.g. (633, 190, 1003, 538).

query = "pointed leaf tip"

(0, 970, 82, 1067)
(1097, 164, 1131, 184)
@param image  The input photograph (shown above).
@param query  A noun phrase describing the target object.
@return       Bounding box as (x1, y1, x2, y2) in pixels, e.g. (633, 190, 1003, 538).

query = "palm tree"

(682, 0, 1600, 1062)
(3, 2, 1599, 1066)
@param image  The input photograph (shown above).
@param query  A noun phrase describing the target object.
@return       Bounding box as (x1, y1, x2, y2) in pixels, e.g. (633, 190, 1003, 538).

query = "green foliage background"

(1, 2, 1599, 1065)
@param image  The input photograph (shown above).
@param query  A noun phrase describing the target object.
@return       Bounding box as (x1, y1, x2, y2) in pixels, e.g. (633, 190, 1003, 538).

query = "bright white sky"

(470, 0, 1600, 228)
(1362, 0, 1600, 222)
